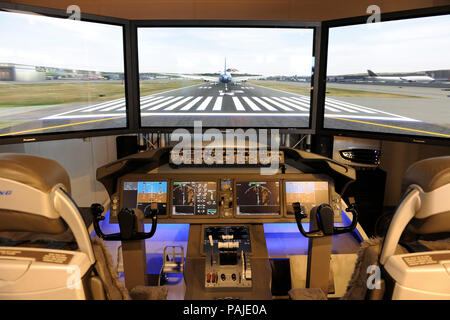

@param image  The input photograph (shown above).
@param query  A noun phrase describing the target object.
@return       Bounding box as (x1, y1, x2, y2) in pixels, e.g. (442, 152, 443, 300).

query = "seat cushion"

(0, 153, 71, 194)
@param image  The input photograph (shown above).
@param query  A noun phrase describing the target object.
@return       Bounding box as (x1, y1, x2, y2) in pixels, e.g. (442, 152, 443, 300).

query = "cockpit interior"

(0, 0, 449, 309)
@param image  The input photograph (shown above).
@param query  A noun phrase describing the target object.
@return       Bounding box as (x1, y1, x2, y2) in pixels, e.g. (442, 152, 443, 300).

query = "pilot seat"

(0, 154, 167, 300)
(290, 156, 450, 300)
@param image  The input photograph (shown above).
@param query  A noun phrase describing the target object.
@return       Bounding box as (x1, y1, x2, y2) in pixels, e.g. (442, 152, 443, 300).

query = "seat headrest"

(402, 156, 450, 193)
(0, 153, 71, 194)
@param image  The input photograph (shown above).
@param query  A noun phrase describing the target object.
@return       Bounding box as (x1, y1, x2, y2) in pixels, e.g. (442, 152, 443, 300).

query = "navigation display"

(0, 10, 126, 138)
(285, 181, 329, 217)
(122, 181, 168, 216)
(138, 27, 314, 129)
(172, 181, 217, 215)
(236, 181, 280, 215)
(326, 14, 450, 140)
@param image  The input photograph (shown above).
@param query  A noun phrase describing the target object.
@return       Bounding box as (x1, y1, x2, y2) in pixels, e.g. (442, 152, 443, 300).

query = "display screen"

(137, 27, 314, 128)
(0, 10, 126, 138)
(122, 181, 168, 216)
(285, 181, 329, 217)
(326, 15, 450, 140)
(172, 181, 217, 215)
(236, 181, 280, 215)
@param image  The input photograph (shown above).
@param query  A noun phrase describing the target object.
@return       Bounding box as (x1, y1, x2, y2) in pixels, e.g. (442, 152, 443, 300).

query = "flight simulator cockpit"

(92, 146, 359, 300)
(0, 1, 449, 307)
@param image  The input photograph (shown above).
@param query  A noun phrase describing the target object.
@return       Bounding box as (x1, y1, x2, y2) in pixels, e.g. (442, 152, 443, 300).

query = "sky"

(0, 11, 124, 72)
(138, 28, 314, 76)
(327, 14, 450, 76)
(1, 10, 448, 77)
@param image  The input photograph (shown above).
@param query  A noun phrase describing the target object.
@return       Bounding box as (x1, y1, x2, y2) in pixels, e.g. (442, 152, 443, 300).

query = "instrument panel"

(111, 172, 342, 223)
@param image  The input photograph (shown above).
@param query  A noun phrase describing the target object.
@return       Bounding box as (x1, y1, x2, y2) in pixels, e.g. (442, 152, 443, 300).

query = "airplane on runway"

(367, 70, 435, 83)
(177, 58, 261, 86)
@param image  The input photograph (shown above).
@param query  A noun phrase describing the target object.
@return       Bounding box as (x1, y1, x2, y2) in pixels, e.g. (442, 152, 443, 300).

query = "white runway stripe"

(262, 97, 293, 111)
(82, 99, 125, 112)
(164, 96, 194, 111)
(140, 95, 160, 103)
(147, 97, 183, 111)
(212, 97, 223, 111)
(140, 96, 173, 109)
(273, 97, 308, 111)
(288, 96, 341, 112)
(324, 101, 358, 113)
(180, 96, 203, 111)
(324, 105, 342, 112)
(196, 97, 213, 111)
(242, 97, 261, 111)
(116, 96, 161, 111)
(99, 102, 129, 112)
(281, 97, 311, 109)
(232, 97, 245, 111)
(251, 97, 278, 111)
(325, 99, 377, 114)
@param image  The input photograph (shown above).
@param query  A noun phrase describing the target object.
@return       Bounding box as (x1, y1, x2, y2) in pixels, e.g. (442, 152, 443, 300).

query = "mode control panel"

(204, 226, 252, 290)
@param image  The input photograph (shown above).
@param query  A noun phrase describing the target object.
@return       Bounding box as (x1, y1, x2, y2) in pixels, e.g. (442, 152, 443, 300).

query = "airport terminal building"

(0, 63, 46, 82)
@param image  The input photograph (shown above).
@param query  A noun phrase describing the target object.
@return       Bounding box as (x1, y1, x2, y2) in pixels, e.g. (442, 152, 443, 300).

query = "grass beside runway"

(249, 81, 425, 99)
(0, 80, 202, 108)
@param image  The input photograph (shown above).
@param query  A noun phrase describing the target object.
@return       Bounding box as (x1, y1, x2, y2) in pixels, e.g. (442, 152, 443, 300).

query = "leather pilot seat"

(0, 154, 71, 235)
(401, 156, 450, 235)
(0, 154, 167, 300)
(289, 156, 450, 300)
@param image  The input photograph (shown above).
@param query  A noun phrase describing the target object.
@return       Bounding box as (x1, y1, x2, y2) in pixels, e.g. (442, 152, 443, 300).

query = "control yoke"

(293, 198, 358, 238)
(91, 203, 158, 241)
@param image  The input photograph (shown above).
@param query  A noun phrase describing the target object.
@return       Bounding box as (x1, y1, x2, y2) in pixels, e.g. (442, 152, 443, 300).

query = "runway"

(41, 82, 419, 127)
(0, 82, 449, 138)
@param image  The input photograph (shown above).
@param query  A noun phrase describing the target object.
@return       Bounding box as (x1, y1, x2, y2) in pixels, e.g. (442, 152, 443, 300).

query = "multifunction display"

(172, 181, 217, 215)
(285, 181, 329, 216)
(122, 181, 168, 216)
(236, 181, 280, 215)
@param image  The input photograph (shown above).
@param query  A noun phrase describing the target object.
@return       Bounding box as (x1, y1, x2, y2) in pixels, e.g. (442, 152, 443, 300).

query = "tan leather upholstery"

(0, 209, 67, 233)
(408, 212, 450, 235)
(0, 153, 71, 194)
(0, 154, 71, 233)
(402, 156, 450, 193)
(402, 156, 450, 235)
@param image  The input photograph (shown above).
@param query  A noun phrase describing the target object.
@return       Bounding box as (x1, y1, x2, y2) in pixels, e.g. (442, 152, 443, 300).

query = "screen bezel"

(0, 2, 137, 145)
(133, 20, 321, 134)
(319, 6, 450, 146)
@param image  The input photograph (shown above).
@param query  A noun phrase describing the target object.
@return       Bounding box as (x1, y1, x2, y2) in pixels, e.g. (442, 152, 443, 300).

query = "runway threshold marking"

(334, 117, 450, 138)
(0, 116, 124, 137)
